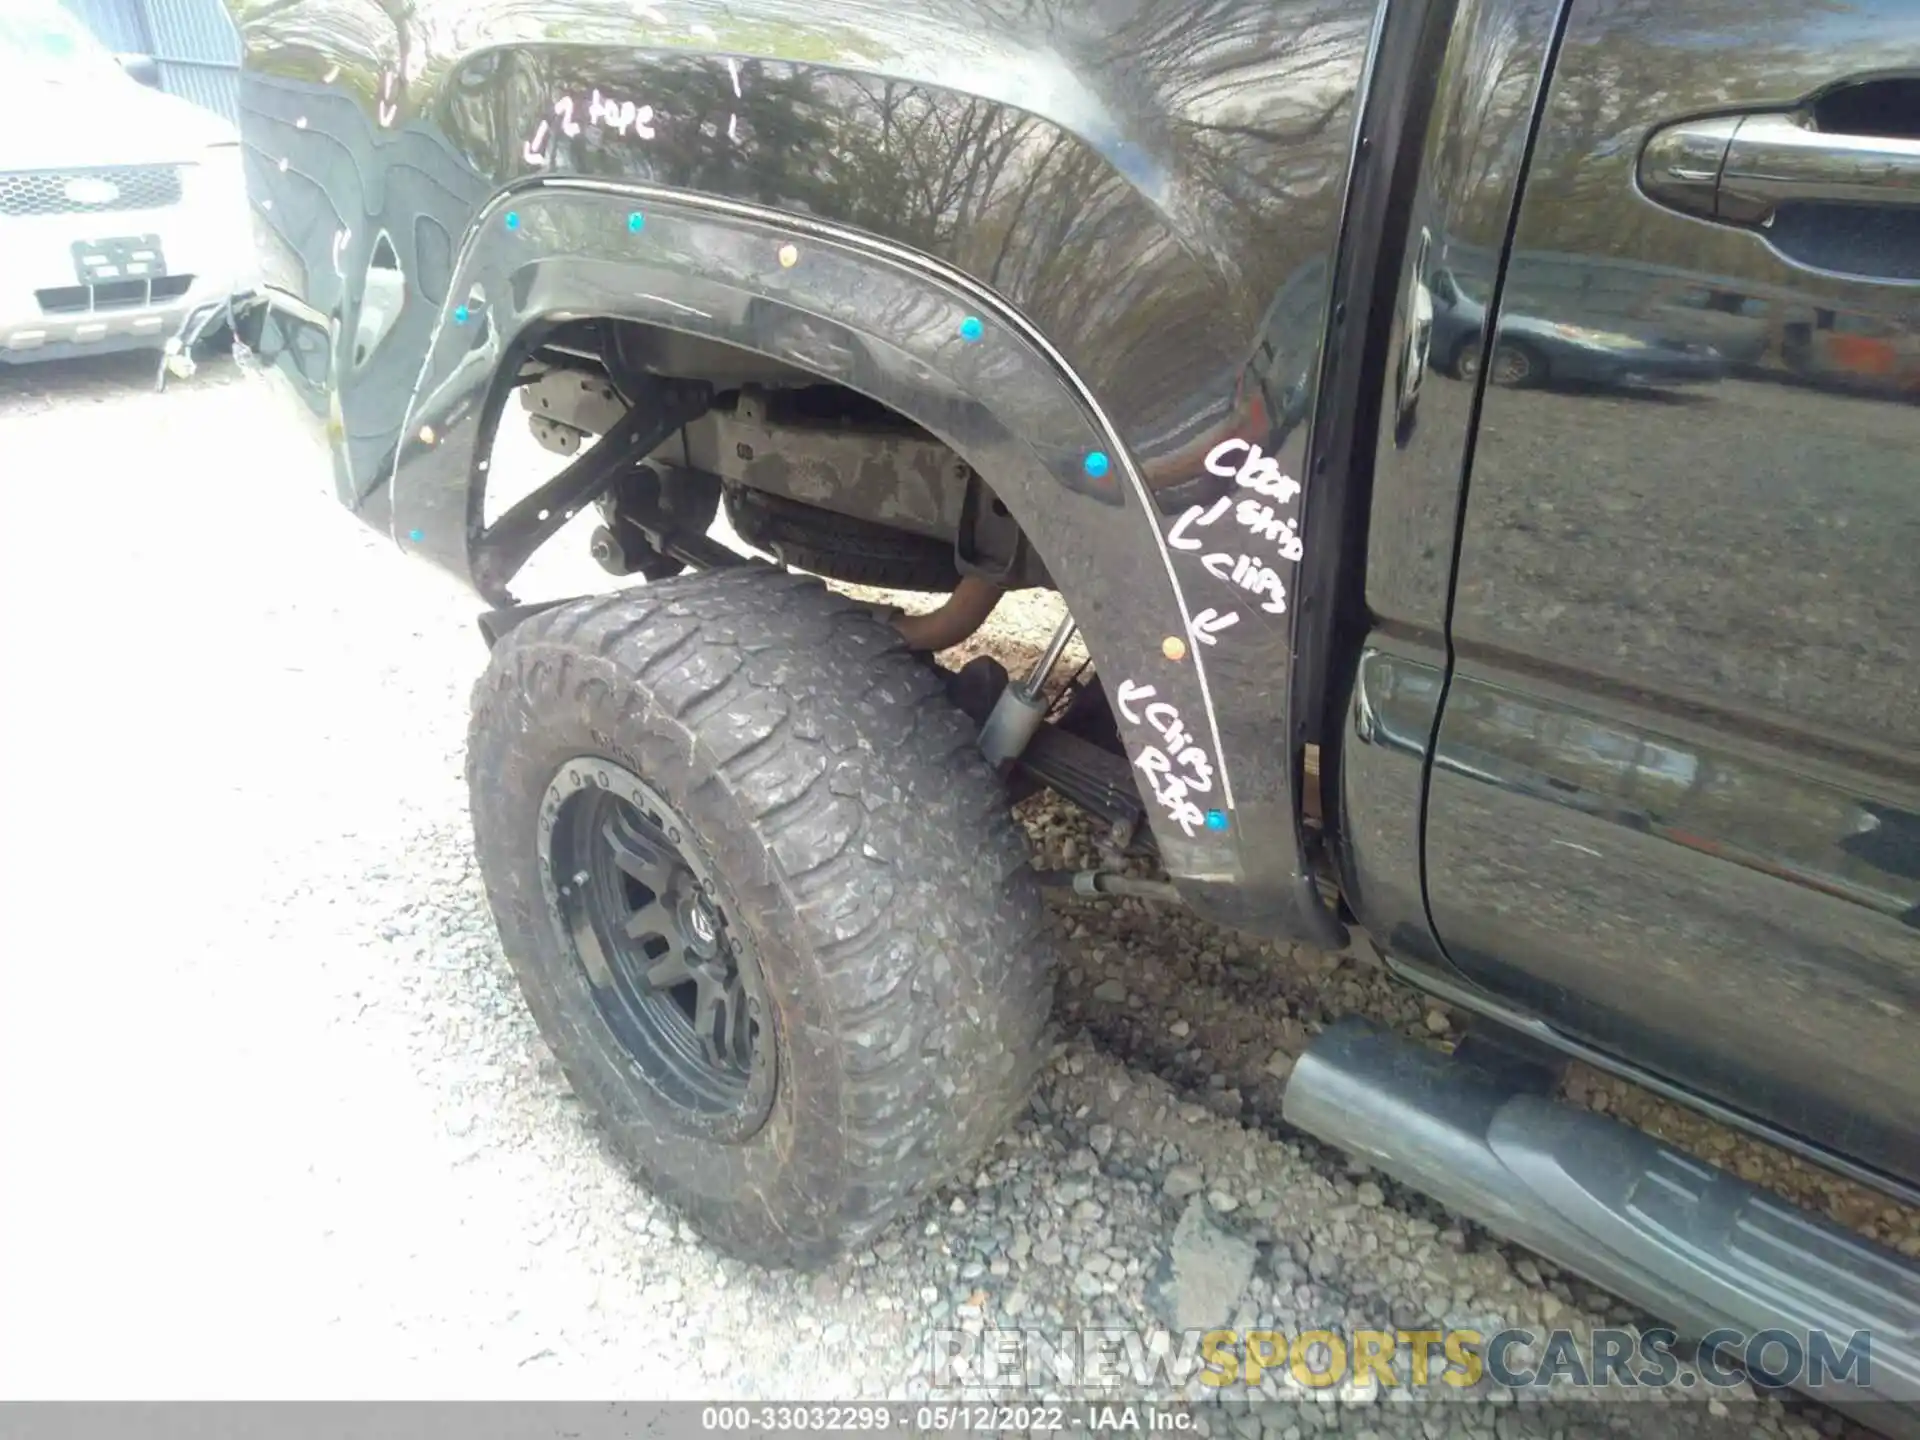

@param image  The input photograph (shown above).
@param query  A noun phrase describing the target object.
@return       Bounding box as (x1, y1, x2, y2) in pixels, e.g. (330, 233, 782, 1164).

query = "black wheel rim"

(537, 758, 775, 1136)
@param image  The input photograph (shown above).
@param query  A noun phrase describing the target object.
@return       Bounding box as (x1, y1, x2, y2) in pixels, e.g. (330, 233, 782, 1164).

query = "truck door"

(1422, 0, 1920, 1189)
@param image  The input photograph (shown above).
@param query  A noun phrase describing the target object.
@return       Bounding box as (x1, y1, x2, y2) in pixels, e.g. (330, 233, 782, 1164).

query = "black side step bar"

(1285, 1020, 1920, 1434)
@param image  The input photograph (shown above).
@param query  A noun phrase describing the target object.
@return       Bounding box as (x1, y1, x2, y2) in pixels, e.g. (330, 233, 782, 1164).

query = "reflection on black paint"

(237, 0, 1378, 491)
(1424, 0, 1920, 1186)
(1341, 0, 1567, 975)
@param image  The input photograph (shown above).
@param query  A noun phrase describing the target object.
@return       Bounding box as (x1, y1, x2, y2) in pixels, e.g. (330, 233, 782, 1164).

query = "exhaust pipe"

(1284, 1020, 1920, 1431)
(894, 576, 1003, 652)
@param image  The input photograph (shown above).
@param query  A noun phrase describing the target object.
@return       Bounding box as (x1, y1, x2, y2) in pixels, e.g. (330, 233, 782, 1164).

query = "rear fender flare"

(391, 179, 1268, 893)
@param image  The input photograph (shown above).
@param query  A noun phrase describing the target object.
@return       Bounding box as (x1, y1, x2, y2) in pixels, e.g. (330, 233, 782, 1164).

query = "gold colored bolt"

(418, 424, 436, 445)
(1162, 636, 1188, 661)
(777, 243, 800, 269)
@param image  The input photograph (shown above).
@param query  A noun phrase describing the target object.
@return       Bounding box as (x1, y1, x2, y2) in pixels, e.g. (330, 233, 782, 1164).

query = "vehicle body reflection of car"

(1429, 268, 1726, 389)
(1142, 258, 1325, 514)
(1785, 307, 1920, 397)
(0, 2, 254, 364)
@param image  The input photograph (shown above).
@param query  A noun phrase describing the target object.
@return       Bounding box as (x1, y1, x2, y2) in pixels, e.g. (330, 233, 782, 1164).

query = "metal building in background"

(62, 0, 242, 123)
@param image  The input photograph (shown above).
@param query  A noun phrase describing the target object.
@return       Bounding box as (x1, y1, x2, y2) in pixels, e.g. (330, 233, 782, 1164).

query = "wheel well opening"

(472, 314, 1145, 866)
(481, 315, 1048, 600)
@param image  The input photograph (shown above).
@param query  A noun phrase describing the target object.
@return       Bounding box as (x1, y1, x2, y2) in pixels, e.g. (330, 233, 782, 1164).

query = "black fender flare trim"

(388, 177, 1340, 939)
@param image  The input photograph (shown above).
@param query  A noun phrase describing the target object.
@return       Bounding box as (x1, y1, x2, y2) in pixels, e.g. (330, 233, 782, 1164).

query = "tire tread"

(466, 565, 1050, 1263)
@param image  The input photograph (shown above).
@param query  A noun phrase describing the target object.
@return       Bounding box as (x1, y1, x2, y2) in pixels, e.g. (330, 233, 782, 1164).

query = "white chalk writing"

(1167, 496, 1226, 550)
(1168, 490, 1301, 562)
(1168, 498, 1289, 615)
(527, 91, 659, 167)
(586, 89, 656, 138)
(1115, 681, 1214, 838)
(523, 119, 551, 166)
(1164, 433, 1309, 653)
(1114, 679, 1155, 722)
(1204, 438, 1301, 504)
(1201, 551, 1288, 615)
(1188, 608, 1239, 646)
(1233, 497, 1302, 558)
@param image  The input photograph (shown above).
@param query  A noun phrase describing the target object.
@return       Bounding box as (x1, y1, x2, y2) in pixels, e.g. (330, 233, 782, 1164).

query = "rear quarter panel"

(229, 0, 1382, 934)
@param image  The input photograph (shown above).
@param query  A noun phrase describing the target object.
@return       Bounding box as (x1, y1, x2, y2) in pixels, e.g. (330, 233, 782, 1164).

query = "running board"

(1284, 1020, 1920, 1432)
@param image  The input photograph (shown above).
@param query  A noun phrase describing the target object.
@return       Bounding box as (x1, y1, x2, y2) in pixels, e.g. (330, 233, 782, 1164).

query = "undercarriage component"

(893, 577, 1003, 652)
(520, 366, 1047, 590)
(1285, 1021, 1920, 1432)
(980, 613, 1077, 768)
(475, 379, 713, 597)
(592, 464, 724, 580)
(1033, 870, 1183, 904)
(519, 366, 629, 457)
(649, 527, 742, 572)
(685, 384, 961, 543)
(476, 596, 584, 649)
(949, 655, 1149, 843)
(955, 464, 1036, 585)
(948, 655, 1014, 727)
(725, 485, 959, 591)
(1019, 725, 1150, 839)
(530, 414, 589, 456)
(589, 524, 671, 578)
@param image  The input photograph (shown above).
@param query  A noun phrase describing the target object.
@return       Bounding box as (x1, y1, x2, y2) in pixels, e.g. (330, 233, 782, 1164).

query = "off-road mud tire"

(466, 566, 1051, 1266)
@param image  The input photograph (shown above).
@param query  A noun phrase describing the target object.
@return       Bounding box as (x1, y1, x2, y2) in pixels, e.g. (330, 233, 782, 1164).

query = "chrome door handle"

(1641, 111, 1920, 226)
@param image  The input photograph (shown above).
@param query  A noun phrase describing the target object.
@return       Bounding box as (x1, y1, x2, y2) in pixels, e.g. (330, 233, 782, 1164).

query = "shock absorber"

(978, 611, 1077, 769)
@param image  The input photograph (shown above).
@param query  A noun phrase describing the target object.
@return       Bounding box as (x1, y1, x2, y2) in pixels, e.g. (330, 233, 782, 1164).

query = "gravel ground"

(0, 353, 1903, 1435)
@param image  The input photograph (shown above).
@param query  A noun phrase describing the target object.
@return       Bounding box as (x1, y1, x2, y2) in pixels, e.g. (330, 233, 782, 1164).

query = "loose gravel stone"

(1165, 1165, 1206, 1199)
(1150, 1199, 1256, 1332)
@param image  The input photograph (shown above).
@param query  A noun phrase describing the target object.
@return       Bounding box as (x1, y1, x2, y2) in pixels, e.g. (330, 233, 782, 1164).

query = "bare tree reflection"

(241, 0, 1393, 461)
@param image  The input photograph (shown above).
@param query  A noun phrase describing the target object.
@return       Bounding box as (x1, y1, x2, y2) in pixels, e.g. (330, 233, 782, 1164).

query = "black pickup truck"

(226, 0, 1920, 1422)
